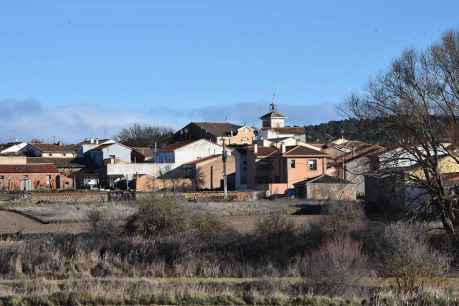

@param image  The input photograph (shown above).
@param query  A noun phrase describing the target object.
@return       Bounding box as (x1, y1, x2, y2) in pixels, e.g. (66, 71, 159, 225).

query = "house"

(172, 122, 255, 145)
(365, 147, 459, 209)
(257, 103, 306, 142)
(29, 142, 79, 158)
(182, 154, 236, 190)
(85, 142, 132, 168)
(328, 142, 384, 197)
(79, 138, 115, 154)
(154, 139, 231, 168)
(27, 157, 87, 189)
(293, 175, 356, 200)
(0, 164, 60, 191)
(235, 143, 329, 195)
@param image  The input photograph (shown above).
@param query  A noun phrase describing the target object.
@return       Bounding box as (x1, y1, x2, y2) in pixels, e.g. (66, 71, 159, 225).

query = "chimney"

(90, 138, 95, 144)
(281, 144, 286, 154)
(254, 144, 258, 154)
(95, 138, 99, 145)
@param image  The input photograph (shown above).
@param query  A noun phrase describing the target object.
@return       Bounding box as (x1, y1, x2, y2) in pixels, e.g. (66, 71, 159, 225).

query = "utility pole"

(222, 141, 228, 200)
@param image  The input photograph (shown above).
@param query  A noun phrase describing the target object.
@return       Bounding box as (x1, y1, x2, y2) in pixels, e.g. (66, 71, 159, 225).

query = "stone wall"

(307, 182, 357, 201)
(29, 191, 110, 203)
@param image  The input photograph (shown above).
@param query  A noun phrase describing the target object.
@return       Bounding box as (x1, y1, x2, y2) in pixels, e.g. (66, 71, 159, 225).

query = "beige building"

(183, 154, 236, 190)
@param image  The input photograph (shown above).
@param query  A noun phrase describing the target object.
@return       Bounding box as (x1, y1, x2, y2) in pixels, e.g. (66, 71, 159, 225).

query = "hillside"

(304, 118, 390, 144)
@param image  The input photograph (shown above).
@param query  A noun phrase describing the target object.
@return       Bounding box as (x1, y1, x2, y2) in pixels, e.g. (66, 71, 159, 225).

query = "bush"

(87, 209, 119, 240)
(306, 234, 370, 295)
(191, 212, 224, 240)
(125, 197, 189, 238)
(382, 222, 451, 295)
(320, 201, 366, 235)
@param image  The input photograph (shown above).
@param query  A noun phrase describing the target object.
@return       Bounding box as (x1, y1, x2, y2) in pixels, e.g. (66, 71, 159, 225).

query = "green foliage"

(304, 118, 392, 144)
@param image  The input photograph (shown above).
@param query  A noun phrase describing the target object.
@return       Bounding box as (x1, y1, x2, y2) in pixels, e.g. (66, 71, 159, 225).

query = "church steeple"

(260, 96, 286, 128)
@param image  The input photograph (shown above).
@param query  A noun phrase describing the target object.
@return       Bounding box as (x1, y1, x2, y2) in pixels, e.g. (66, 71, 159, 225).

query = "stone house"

(293, 175, 356, 200)
(0, 164, 60, 191)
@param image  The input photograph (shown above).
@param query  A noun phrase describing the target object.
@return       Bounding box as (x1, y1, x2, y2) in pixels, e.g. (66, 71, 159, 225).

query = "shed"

(294, 175, 356, 200)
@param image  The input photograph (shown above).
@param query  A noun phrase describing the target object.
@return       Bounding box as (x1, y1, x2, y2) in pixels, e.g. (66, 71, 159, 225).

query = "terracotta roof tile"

(283, 146, 327, 157)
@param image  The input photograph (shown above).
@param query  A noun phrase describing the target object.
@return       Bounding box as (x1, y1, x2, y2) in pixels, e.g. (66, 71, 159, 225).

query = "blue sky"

(1, 0, 458, 142)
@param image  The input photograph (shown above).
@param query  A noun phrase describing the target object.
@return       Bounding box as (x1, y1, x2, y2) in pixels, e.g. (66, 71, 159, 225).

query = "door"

(56, 175, 61, 190)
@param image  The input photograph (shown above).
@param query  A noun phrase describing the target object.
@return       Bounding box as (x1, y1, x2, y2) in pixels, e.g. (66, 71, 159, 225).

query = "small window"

(0, 176, 4, 180)
(290, 160, 296, 168)
(48, 153, 52, 157)
(308, 160, 317, 170)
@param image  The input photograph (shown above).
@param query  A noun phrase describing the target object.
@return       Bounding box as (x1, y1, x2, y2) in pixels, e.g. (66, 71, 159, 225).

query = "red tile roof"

(255, 146, 281, 157)
(283, 146, 327, 157)
(0, 164, 59, 173)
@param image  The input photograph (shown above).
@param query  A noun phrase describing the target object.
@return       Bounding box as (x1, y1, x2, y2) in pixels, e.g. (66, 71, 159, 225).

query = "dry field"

(0, 199, 321, 234)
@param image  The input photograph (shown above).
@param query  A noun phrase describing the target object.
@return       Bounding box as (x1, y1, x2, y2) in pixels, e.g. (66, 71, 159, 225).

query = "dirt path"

(0, 210, 88, 234)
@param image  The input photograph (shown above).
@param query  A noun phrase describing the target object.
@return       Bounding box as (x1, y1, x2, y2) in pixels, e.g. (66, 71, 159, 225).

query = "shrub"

(382, 222, 451, 295)
(255, 211, 296, 237)
(306, 234, 369, 295)
(87, 209, 119, 240)
(125, 197, 189, 238)
(320, 201, 366, 235)
(191, 212, 224, 240)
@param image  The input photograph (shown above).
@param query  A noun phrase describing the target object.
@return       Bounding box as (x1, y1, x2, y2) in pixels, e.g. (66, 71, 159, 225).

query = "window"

(290, 159, 296, 168)
(0, 176, 4, 180)
(308, 159, 317, 170)
(48, 153, 52, 157)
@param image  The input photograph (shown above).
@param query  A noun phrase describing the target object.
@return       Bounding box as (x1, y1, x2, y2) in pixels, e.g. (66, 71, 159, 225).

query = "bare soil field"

(0, 210, 319, 234)
(0, 210, 89, 234)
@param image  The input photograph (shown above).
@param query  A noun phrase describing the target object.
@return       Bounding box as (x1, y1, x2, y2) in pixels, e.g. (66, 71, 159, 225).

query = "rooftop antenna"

(270, 93, 277, 112)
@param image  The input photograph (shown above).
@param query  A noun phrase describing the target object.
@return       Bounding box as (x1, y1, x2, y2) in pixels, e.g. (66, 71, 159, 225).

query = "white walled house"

(86, 142, 132, 168)
(154, 139, 231, 169)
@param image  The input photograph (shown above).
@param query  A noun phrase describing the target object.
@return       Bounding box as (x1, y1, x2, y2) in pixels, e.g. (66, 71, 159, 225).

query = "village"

(2, 101, 456, 207)
(2, 1, 459, 301)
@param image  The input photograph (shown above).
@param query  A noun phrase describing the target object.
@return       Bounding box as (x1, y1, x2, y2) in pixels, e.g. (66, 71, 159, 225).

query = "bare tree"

(115, 123, 174, 147)
(344, 30, 459, 236)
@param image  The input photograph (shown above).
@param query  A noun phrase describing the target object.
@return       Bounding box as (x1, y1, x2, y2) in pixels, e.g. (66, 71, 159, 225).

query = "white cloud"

(0, 99, 340, 143)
